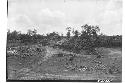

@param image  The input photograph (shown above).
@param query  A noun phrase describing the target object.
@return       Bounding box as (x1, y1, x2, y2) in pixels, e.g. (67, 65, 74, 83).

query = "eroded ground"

(7, 45, 122, 81)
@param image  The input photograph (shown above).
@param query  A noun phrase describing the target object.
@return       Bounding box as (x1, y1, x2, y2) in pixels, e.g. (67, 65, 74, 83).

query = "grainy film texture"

(7, 0, 122, 82)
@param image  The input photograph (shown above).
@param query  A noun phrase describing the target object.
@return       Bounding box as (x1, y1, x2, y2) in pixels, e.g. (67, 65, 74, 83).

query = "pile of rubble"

(7, 45, 46, 57)
(59, 52, 121, 75)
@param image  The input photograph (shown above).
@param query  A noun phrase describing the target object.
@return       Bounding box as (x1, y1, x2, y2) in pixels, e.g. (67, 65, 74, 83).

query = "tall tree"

(73, 30, 79, 38)
(66, 27, 71, 39)
(80, 24, 100, 51)
(27, 29, 37, 36)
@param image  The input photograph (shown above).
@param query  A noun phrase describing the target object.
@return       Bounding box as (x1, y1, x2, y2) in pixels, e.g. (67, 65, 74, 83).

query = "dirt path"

(42, 46, 91, 61)
(109, 49, 121, 55)
(107, 48, 122, 58)
(42, 46, 58, 61)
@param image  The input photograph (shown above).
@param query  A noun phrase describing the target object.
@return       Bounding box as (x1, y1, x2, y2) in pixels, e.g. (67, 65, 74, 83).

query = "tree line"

(7, 24, 122, 53)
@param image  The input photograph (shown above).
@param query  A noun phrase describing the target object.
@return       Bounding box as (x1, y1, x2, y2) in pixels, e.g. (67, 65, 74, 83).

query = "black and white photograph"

(7, 0, 122, 82)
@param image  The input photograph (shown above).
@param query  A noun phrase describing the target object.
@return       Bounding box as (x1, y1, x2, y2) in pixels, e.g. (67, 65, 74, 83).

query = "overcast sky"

(8, 0, 122, 35)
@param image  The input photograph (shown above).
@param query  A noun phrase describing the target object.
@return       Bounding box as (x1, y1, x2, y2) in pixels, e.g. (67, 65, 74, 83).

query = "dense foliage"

(60, 24, 122, 53)
(7, 24, 122, 53)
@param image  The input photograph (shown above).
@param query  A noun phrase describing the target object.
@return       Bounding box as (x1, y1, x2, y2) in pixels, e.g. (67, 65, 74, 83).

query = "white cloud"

(40, 8, 65, 18)
(8, 15, 36, 33)
(93, 0, 122, 35)
(31, 8, 66, 34)
(8, 0, 122, 35)
(37, 8, 66, 26)
(100, 9, 122, 25)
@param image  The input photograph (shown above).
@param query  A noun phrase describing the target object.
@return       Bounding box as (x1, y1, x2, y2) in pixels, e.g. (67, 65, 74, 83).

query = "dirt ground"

(7, 45, 122, 81)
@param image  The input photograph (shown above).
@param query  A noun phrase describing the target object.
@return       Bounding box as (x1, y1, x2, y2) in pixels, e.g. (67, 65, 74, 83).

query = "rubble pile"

(54, 52, 122, 75)
(7, 45, 47, 57)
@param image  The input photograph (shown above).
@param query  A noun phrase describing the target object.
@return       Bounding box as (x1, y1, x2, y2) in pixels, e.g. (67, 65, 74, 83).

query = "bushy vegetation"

(7, 24, 122, 54)
(59, 24, 122, 54)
